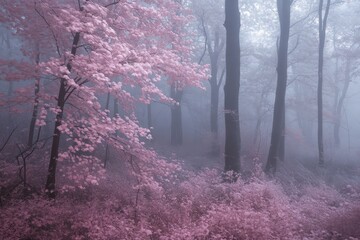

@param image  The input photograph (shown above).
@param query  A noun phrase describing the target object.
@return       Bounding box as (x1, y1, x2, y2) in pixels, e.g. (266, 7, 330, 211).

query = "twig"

(0, 127, 16, 153)
(104, 0, 120, 8)
(34, 4, 61, 57)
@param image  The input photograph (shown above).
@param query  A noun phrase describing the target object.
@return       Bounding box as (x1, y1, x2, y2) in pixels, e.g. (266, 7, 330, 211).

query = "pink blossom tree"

(0, 0, 206, 197)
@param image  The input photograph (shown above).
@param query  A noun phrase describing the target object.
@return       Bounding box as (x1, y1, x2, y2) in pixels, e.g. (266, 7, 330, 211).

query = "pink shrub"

(0, 168, 359, 239)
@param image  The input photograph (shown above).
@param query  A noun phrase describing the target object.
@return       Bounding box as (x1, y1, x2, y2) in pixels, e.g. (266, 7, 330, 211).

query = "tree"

(1, 0, 205, 197)
(265, 0, 293, 174)
(195, 1, 225, 137)
(169, 0, 206, 146)
(45, 31, 81, 197)
(27, 44, 41, 147)
(317, 0, 331, 165)
(192, 0, 225, 154)
(223, 0, 241, 175)
(329, 1, 360, 148)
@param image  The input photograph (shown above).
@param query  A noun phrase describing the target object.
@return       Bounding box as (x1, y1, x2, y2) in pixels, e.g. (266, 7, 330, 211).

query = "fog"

(0, 0, 360, 239)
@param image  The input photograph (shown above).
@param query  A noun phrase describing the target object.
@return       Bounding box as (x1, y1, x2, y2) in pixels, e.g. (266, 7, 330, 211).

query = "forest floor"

(1, 145, 360, 240)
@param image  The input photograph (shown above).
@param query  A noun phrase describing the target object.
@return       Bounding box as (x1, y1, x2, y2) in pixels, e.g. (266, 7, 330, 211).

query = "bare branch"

(198, 12, 208, 64)
(217, 67, 226, 89)
(104, 0, 120, 8)
(34, 4, 61, 57)
(0, 127, 16, 153)
(288, 34, 300, 55)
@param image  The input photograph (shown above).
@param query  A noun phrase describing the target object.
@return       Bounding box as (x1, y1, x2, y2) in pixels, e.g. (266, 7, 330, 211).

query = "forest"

(0, 0, 359, 239)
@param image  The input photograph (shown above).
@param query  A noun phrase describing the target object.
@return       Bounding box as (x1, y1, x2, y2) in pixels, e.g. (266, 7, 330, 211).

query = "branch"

(217, 67, 226, 90)
(0, 127, 16, 153)
(198, 12, 208, 65)
(104, 0, 120, 8)
(288, 34, 300, 56)
(321, 0, 331, 34)
(34, 4, 61, 57)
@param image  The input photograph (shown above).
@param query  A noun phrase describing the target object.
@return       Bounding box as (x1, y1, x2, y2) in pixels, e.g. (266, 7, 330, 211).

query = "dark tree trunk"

(170, 85, 183, 146)
(317, 0, 331, 166)
(223, 0, 241, 174)
(28, 49, 40, 147)
(45, 32, 80, 198)
(265, 0, 291, 174)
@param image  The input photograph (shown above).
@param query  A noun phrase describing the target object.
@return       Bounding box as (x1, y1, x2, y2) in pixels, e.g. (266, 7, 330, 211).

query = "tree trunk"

(265, 0, 291, 174)
(170, 85, 183, 145)
(317, 0, 331, 166)
(147, 102, 155, 142)
(279, 107, 285, 162)
(333, 56, 340, 147)
(210, 65, 219, 135)
(334, 59, 351, 147)
(223, 0, 241, 175)
(114, 98, 119, 116)
(28, 49, 40, 147)
(104, 92, 111, 168)
(253, 90, 267, 145)
(45, 32, 80, 198)
(208, 29, 224, 137)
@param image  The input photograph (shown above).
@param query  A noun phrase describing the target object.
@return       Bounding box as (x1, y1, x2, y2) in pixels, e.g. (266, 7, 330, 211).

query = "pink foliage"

(0, 0, 207, 191)
(1, 169, 359, 239)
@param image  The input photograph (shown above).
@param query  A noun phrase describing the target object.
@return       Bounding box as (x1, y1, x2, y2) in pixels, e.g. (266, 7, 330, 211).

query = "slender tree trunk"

(317, 0, 331, 166)
(223, 0, 241, 175)
(279, 107, 285, 162)
(253, 117, 262, 145)
(253, 90, 266, 145)
(114, 98, 119, 116)
(170, 85, 183, 145)
(104, 92, 111, 168)
(333, 56, 340, 147)
(334, 59, 351, 147)
(210, 65, 219, 135)
(45, 32, 80, 198)
(265, 0, 291, 174)
(28, 48, 40, 147)
(147, 102, 155, 142)
(208, 30, 224, 137)
(210, 87, 220, 155)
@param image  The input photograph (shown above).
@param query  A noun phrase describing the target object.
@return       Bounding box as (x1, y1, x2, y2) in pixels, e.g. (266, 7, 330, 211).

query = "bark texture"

(223, 0, 241, 174)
